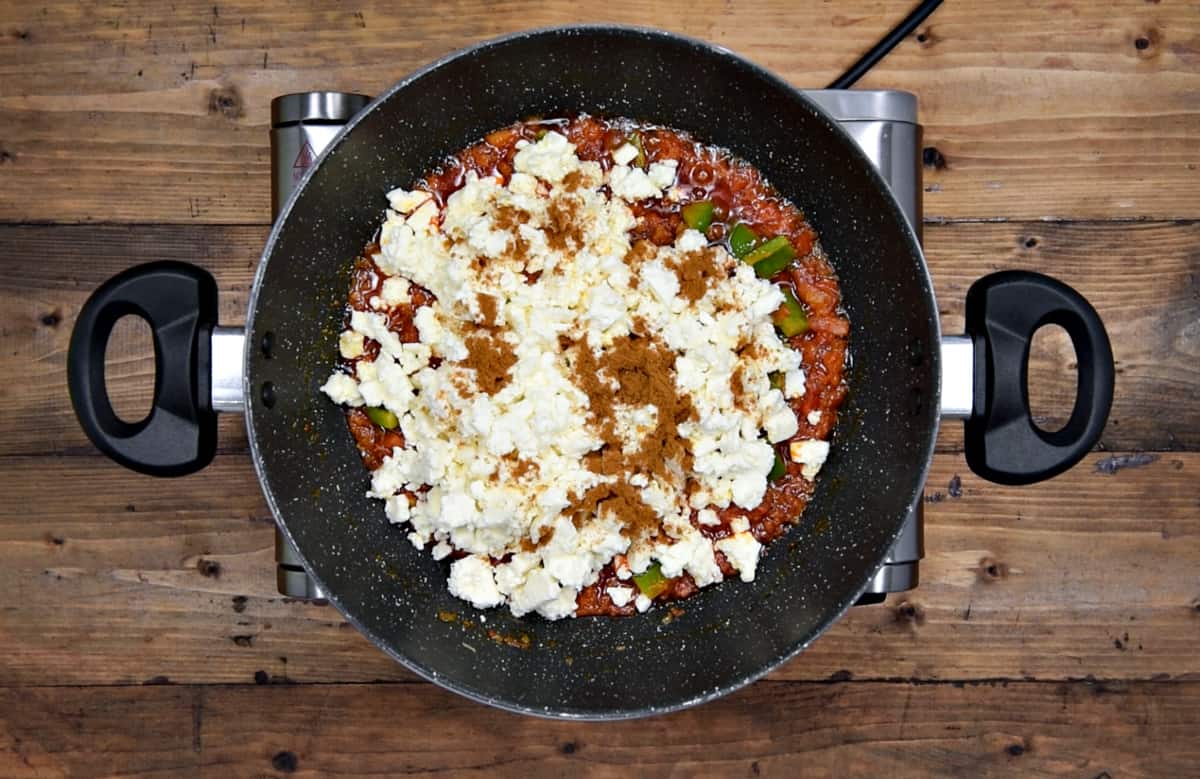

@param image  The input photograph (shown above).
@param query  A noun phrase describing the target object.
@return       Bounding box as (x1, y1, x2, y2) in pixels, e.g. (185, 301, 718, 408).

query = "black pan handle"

(67, 262, 219, 477)
(963, 271, 1114, 485)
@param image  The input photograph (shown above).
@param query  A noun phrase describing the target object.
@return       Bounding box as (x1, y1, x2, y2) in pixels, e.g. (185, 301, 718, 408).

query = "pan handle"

(960, 271, 1114, 485)
(67, 262, 219, 476)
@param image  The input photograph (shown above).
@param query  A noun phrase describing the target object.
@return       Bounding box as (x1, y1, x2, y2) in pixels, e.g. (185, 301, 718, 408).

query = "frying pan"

(66, 26, 1114, 719)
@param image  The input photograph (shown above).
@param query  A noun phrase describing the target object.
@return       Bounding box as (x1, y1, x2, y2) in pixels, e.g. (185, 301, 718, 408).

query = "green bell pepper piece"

(743, 235, 796, 272)
(681, 200, 715, 232)
(632, 563, 669, 599)
(628, 132, 647, 169)
(772, 287, 809, 337)
(366, 406, 399, 430)
(768, 449, 787, 482)
(729, 223, 758, 258)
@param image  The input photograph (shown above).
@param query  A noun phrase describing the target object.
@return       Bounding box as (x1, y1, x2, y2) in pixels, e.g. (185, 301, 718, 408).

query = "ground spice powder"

(668, 247, 724, 303)
(566, 333, 695, 540)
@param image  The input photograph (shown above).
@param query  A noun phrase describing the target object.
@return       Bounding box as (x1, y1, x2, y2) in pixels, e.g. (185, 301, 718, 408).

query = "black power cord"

(826, 0, 944, 89)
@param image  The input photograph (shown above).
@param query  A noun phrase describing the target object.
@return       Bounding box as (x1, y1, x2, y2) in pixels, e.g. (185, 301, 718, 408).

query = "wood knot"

(947, 474, 962, 498)
(271, 750, 298, 773)
(1023, 236, 1039, 249)
(40, 309, 62, 328)
(915, 27, 938, 47)
(254, 670, 269, 684)
(207, 85, 243, 119)
(978, 557, 1008, 582)
(11, 28, 30, 41)
(196, 558, 221, 578)
(922, 146, 947, 169)
(561, 741, 578, 755)
(1005, 740, 1027, 757)
(232, 595, 248, 613)
(0, 149, 13, 164)
(1133, 30, 1160, 57)
(894, 599, 925, 625)
(231, 634, 255, 647)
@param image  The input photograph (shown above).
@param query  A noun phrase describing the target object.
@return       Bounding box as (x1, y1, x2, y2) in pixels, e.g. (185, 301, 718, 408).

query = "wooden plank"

(0, 224, 264, 455)
(929, 219, 1200, 454)
(0, 451, 1196, 687)
(1, 0, 1198, 223)
(1, 680, 1198, 777)
(2, 219, 1195, 457)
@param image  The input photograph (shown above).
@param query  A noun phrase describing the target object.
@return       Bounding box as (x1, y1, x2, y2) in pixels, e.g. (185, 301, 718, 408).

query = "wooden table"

(2, 1, 1198, 775)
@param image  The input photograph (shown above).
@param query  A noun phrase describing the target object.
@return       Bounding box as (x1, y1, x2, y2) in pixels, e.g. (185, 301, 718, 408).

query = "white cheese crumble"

(606, 586, 635, 608)
(789, 439, 831, 480)
(323, 129, 838, 620)
(609, 164, 667, 201)
(715, 532, 762, 582)
(380, 277, 411, 305)
(338, 330, 365, 360)
(448, 555, 503, 608)
(611, 143, 639, 166)
(321, 373, 363, 406)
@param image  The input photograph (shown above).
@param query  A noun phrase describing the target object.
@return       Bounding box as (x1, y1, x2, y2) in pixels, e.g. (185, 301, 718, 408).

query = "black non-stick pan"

(67, 26, 1113, 719)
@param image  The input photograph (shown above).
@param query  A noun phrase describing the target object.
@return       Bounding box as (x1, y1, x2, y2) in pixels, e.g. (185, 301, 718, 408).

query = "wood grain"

(1, 680, 1198, 778)
(3, 219, 1194, 457)
(0, 451, 1195, 687)
(1, 1, 1198, 223)
(1, 0, 1197, 769)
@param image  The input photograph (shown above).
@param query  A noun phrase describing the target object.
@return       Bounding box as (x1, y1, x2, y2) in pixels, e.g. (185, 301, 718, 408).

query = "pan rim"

(245, 22, 942, 720)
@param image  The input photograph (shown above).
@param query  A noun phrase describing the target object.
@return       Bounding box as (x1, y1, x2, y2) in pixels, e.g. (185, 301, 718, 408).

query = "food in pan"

(321, 116, 849, 619)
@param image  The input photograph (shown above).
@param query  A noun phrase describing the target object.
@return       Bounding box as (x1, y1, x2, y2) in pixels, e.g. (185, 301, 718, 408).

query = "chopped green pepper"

(754, 251, 793, 279)
(769, 371, 785, 391)
(628, 132, 647, 169)
(742, 235, 795, 266)
(535, 128, 549, 140)
(772, 286, 809, 337)
(366, 406, 399, 430)
(768, 449, 787, 482)
(681, 200, 715, 232)
(729, 223, 758, 258)
(747, 236, 797, 278)
(632, 563, 669, 599)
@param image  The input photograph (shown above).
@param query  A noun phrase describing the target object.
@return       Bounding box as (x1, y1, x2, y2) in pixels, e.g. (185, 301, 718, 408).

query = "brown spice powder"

(463, 332, 517, 395)
(545, 196, 585, 251)
(477, 293, 498, 327)
(520, 522, 556, 552)
(509, 456, 538, 480)
(622, 240, 657, 283)
(730, 364, 751, 413)
(566, 333, 696, 540)
(494, 205, 532, 264)
(668, 247, 724, 303)
(561, 169, 585, 193)
(569, 481, 662, 542)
